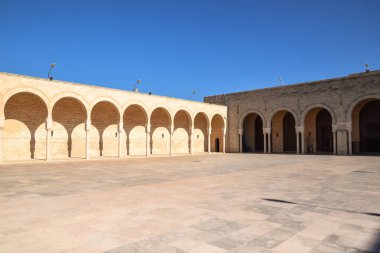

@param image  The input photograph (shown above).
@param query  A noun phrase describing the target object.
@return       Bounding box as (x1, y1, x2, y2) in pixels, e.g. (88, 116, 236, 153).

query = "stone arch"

(173, 109, 192, 154)
(193, 112, 209, 153)
(268, 107, 298, 153)
(2, 87, 49, 117)
(90, 97, 122, 118)
(239, 109, 266, 130)
(150, 107, 172, 155)
(50, 92, 89, 117)
(3, 92, 48, 160)
(123, 104, 149, 156)
(303, 105, 334, 154)
(148, 104, 173, 121)
(268, 107, 299, 127)
(301, 104, 337, 126)
(346, 94, 380, 122)
(193, 111, 211, 130)
(90, 100, 120, 157)
(347, 94, 380, 154)
(241, 110, 265, 153)
(122, 101, 148, 119)
(211, 113, 225, 152)
(51, 96, 88, 159)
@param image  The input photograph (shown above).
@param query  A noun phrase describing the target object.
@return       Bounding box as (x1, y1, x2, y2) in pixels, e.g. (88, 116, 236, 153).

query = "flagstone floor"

(0, 154, 379, 253)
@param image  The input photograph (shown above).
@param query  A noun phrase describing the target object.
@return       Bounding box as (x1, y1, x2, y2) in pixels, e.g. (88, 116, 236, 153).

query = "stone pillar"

(296, 131, 300, 154)
(0, 116, 4, 162)
(146, 123, 151, 156)
(118, 122, 123, 158)
(170, 125, 173, 155)
(222, 129, 226, 153)
(46, 117, 52, 161)
(263, 133, 267, 153)
(268, 132, 272, 154)
(189, 127, 194, 154)
(207, 128, 211, 153)
(332, 125, 337, 155)
(263, 128, 271, 154)
(238, 129, 243, 153)
(296, 126, 305, 154)
(347, 122, 352, 155)
(85, 120, 91, 159)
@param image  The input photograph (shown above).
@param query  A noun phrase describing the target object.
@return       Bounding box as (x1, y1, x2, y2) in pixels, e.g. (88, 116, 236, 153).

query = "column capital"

(207, 128, 212, 135)
(263, 127, 271, 134)
(46, 117, 53, 130)
(0, 116, 4, 128)
(238, 129, 243, 135)
(118, 122, 123, 132)
(296, 126, 305, 133)
(86, 120, 91, 131)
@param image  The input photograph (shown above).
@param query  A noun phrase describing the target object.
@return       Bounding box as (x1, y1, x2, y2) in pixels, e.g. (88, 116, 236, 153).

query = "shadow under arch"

(123, 104, 148, 155)
(173, 109, 192, 154)
(4, 92, 48, 160)
(52, 97, 87, 158)
(193, 112, 210, 153)
(91, 101, 120, 157)
(150, 107, 171, 155)
(211, 113, 225, 152)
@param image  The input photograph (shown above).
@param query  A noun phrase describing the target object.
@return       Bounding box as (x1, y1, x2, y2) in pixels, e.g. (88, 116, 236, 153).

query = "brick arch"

(2, 87, 49, 117)
(51, 96, 88, 159)
(173, 109, 192, 154)
(90, 100, 120, 157)
(122, 101, 149, 122)
(90, 97, 122, 119)
(50, 92, 89, 118)
(210, 112, 225, 129)
(123, 104, 149, 156)
(268, 107, 299, 127)
(211, 113, 225, 152)
(3, 91, 48, 160)
(149, 105, 173, 125)
(193, 111, 210, 153)
(239, 109, 266, 130)
(301, 104, 337, 125)
(346, 94, 380, 122)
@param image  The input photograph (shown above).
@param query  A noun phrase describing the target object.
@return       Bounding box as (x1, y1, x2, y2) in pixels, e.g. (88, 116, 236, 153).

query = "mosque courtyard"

(0, 154, 379, 253)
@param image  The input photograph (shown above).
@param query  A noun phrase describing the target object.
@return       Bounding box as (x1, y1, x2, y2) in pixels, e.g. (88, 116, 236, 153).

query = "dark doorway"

(316, 109, 333, 153)
(283, 112, 296, 152)
(215, 138, 220, 152)
(255, 116, 264, 152)
(360, 100, 380, 153)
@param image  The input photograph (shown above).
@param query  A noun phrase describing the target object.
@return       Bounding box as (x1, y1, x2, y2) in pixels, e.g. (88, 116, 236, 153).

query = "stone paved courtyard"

(0, 154, 379, 253)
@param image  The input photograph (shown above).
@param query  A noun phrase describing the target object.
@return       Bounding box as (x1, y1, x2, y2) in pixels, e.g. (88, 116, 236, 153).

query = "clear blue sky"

(1, 0, 379, 101)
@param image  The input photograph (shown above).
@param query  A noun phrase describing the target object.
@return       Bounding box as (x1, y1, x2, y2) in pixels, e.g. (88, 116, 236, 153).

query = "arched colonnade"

(239, 96, 380, 155)
(0, 88, 226, 161)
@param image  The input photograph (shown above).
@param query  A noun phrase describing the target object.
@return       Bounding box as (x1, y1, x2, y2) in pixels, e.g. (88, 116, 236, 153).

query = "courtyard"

(0, 154, 379, 253)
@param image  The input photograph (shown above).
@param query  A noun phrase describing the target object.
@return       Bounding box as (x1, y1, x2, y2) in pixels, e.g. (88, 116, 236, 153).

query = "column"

(146, 123, 151, 156)
(170, 125, 173, 155)
(189, 127, 194, 154)
(263, 133, 267, 153)
(0, 116, 4, 162)
(46, 117, 52, 161)
(207, 128, 211, 153)
(118, 122, 123, 158)
(296, 131, 300, 154)
(222, 129, 226, 153)
(85, 120, 91, 159)
(332, 125, 337, 155)
(238, 129, 243, 153)
(268, 132, 272, 154)
(347, 122, 352, 155)
(301, 131, 305, 154)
